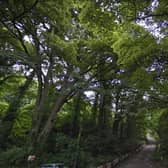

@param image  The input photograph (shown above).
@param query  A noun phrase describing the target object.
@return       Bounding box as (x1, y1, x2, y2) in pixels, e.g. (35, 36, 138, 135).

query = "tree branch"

(14, 0, 39, 20)
(136, 12, 168, 20)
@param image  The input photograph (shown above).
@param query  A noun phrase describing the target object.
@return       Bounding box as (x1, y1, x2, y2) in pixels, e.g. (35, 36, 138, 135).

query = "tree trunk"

(92, 92, 99, 127)
(71, 91, 82, 137)
(112, 114, 121, 137)
(28, 89, 74, 159)
(112, 88, 121, 137)
(98, 93, 106, 129)
(29, 66, 51, 149)
(98, 87, 112, 130)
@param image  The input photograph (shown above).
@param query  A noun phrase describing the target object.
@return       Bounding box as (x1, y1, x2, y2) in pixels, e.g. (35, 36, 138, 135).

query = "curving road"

(117, 140, 164, 168)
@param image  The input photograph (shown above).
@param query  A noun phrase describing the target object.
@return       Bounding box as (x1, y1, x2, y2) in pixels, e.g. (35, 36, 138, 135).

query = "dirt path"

(117, 143, 164, 168)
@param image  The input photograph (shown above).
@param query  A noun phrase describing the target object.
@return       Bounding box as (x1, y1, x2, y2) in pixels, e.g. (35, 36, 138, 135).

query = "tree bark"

(71, 91, 82, 137)
(98, 86, 112, 130)
(98, 93, 106, 129)
(112, 88, 121, 137)
(29, 88, 74, 157)
(92, 92, 99, 127)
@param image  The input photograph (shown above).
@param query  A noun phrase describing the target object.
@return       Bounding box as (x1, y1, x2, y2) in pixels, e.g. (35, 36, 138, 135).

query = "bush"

(158, 111, 168, 155)
(43, 133, 92, 168)
(0, 146, 28, 167)
(84, 130, 122, 156)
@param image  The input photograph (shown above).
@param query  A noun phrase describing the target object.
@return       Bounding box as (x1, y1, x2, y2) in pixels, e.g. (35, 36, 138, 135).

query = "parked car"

(40, 163, 65, 168)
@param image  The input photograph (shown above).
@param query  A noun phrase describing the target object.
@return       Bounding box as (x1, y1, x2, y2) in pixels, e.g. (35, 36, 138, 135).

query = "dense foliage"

(0, 0, 168, 167)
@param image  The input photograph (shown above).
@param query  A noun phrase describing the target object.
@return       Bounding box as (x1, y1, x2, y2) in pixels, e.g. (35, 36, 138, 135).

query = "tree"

(0, 0, 118, 155)
(0, 71, 34, 148)
(0, 1, 168, 167)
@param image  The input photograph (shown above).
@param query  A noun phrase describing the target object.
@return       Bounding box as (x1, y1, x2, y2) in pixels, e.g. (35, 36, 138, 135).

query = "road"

(117, 142, 164, 168)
